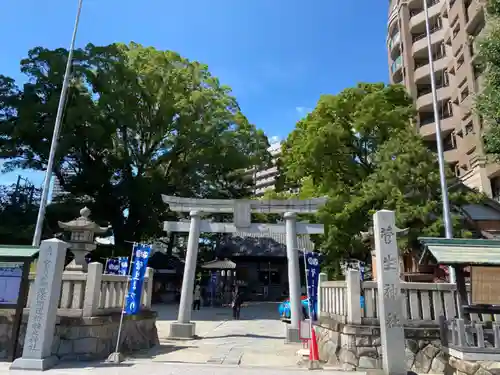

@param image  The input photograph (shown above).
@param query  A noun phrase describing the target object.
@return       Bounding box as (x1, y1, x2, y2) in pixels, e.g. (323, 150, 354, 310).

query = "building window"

(465, 121, 474, 135)
(461, 86, 470, 101)
(258, 270, 281, 285)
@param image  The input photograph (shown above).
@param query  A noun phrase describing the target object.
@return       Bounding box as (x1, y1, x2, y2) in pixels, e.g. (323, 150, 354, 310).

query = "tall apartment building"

(387, 0, 500, 198)
(50, 170, 75, 201)
(249, 142, 282, 197)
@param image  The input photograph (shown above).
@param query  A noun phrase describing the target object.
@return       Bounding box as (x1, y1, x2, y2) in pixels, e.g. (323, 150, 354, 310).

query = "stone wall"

(316, 317, 500, 375)
(0, 311, 159, 361)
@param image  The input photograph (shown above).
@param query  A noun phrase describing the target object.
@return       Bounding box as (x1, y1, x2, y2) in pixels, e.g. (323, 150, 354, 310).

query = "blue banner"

(305, 252, 321, 321)
(210, 272, 218, 293)
(105, 258, 120, 275)
(118, 257, 129, 276)
(124, 244, 152, 315)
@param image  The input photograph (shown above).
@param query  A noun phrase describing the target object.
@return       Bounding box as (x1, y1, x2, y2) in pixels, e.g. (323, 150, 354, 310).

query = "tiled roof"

(217, 232, 315, 257)
(202, 259, 236, 269)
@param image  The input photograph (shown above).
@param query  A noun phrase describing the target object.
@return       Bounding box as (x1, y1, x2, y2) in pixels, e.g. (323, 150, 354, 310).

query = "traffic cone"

(308, 326, 321, 370)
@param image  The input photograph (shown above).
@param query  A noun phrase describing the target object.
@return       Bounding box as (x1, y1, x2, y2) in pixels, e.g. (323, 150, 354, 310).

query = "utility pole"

(423, 0, 456, 283)
(32, 0, 84, 247)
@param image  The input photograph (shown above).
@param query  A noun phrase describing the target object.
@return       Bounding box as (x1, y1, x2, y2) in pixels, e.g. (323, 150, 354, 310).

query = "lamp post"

(423, 0, 456, 283)
(32, 0, 84, 247)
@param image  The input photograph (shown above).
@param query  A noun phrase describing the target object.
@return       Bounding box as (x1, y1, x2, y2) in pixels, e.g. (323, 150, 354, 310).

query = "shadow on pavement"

(200, 333, 283, 340)
(154, 301, 282, 322)
(130, 345, 196, 358)
(50, 361, 134, 370)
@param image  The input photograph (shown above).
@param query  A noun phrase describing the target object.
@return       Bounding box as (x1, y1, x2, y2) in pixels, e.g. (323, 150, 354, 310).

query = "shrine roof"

(201, 259, 236, 269)
(0, 245, 38, 258)
(220, 232, 314, 257)
(418, 237, 500, 265)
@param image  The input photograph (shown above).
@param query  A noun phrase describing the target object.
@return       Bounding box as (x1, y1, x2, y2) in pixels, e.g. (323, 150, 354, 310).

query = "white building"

(51, 170, 76, 201)
(243, 141, 282, 197)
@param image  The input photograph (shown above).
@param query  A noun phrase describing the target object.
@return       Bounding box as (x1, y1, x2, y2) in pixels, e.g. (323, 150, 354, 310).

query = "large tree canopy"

(476, 0, 500, 156)
(281, 83, 481, 276)
(0, 43, 270, 250)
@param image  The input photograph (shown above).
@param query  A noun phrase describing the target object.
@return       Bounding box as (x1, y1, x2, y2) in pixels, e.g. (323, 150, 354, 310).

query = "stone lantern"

(58, 207, 110, 272)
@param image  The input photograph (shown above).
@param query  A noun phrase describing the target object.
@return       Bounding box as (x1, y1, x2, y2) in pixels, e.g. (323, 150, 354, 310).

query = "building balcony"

(391, 55, 404, 83)
(389, 32, 402, 59)
(444, 148, 459, 163)
(449, 0, 460, 24)
(416, 86, 452, 111)
(487, 163, 500, 179)
(409, 1, 441, 30)
(408, 0, 441, 12)
(255, 166, 278, 179)
(458, 132, 477, 154)
(414, 57, 448, 82)
(459, 95, 473, 119)
(451, 32, 465, 57)
(466, 1, 485, 34)
(412, 27, 445, 56)
(419, 115, 455, 139)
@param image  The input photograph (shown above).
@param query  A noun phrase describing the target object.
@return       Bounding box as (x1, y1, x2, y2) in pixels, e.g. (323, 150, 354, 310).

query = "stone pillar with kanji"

(373, 210, 406, 375)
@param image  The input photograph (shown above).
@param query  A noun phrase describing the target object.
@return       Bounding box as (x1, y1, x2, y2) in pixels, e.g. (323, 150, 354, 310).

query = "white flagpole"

(423, 0, 456, 283)
(32, 0, 84, 247)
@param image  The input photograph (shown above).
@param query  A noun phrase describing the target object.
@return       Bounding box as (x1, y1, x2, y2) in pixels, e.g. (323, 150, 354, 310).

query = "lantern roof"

(58, 207, 110, 233)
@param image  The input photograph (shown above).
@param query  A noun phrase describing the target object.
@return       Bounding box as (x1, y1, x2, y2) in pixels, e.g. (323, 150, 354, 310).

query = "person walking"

(193, 283, 201, 310)
(231, 287, 243, 320)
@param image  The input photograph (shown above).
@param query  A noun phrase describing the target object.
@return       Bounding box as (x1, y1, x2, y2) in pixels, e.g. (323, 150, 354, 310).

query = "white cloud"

(295, 106, 312, 115)
(269, 136, 281, 144)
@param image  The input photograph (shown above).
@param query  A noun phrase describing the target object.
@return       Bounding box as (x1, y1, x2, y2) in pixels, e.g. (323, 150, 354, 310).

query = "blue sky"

(0, 0, 389, 187)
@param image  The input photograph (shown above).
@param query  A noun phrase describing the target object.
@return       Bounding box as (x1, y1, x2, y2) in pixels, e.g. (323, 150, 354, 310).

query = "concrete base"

(285, 326, 301, 343)
(308, 360, 322, 370)
(107, 352, 125, 364)
(10, 355, 59, 371)
(169, 321, 196, 339)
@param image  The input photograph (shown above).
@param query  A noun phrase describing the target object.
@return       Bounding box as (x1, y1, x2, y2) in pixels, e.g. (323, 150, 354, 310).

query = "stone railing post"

(317, 272, 327, 317)
(83, 262, 103, 317)
(143, 267, 154, 309)
(346, 269, 362, 325)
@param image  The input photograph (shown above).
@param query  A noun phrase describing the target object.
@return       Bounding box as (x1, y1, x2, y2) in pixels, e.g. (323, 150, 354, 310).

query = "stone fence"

(316, 271, 500, 375)
(25, 262, 154, 317)
(319, 275, 499, 326)
(0, 260, 158, 362)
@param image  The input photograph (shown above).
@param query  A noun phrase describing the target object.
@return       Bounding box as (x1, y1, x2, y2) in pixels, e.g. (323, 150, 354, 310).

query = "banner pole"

(302, 250, 313, 341)
(109, 243, 136, 363)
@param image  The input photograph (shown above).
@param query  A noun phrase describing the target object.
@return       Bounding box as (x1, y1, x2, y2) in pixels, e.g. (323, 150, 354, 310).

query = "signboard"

(118, 257, 128, 276)
(305, 252, 321, 321)
(0, 262, 23, 305)
(124, 244, 152, 315)
(105, 258, 120, 275)
(105, 257, 129, 276)
(471, 266, 500, 305)
(299, 319, 311, 340)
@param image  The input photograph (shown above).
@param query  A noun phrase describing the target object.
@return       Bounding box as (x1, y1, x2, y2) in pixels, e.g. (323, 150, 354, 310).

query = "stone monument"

(58, 207, 109, 272)
(162, 196, 326, 342)
(373, 210, 406, 375)
(10, 238, 69, 371)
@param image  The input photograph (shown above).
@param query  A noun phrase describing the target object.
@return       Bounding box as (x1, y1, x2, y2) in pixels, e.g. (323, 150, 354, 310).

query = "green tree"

(0, 43, 270, 251)
(281, 83, 482, 276)
(0, 182, 40, 245)
(476, 0, 500, 156)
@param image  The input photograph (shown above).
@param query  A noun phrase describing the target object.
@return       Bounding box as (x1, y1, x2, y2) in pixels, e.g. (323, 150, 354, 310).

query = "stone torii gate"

(163, 195, 326, 342)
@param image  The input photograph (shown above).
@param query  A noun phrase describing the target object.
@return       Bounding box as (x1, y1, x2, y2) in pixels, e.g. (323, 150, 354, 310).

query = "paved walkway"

(4, 361, 367, 375)
(130, 302, 303, 368)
